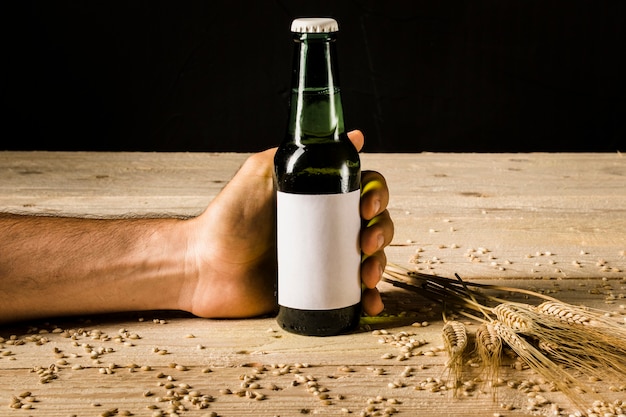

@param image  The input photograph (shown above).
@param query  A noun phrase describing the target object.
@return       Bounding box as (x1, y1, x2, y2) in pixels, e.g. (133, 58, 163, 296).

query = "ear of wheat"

(494, 301, 626, 383)
(491, 321, 594, 409)
(382, 264, 626, 413)
(493, 303, 534, 333)
(441, 320, 468, 395)
(474, 322, 502, 401)
(533, 301, 626, 382)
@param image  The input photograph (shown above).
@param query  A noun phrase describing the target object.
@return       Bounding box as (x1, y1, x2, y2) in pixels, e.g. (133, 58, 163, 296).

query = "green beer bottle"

(274, 17, 361, 336)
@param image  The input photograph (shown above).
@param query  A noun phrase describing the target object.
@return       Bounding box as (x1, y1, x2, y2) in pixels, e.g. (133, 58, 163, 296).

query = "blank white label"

(277, 190, 361, 310)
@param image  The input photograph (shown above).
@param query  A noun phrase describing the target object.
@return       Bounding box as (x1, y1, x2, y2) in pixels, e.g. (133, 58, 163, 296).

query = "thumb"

(347, 130, 365, 152)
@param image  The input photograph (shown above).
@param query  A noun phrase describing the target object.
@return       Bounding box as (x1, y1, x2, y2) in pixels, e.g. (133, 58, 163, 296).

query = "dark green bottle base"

(277, 303, 361, 336)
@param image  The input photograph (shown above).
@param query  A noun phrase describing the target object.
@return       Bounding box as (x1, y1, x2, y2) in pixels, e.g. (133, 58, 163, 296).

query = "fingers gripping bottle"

(274, 18, 362, 336)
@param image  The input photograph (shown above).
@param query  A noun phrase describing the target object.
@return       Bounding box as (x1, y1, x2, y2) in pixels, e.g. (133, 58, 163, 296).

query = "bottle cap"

(291, 18, 338, 33)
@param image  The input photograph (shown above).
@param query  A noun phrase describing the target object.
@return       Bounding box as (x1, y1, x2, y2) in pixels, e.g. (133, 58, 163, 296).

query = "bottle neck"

(288, 32, 345, 143)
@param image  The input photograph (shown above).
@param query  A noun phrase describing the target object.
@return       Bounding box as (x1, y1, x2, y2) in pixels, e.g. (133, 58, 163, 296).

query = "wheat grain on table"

(0, 151, 625, 417)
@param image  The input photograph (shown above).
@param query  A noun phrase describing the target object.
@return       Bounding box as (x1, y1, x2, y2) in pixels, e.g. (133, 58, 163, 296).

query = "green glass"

(274, 29, 361, 336)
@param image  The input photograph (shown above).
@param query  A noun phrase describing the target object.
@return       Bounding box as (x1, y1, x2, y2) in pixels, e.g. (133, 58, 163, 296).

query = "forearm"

(0, 214, 193, 323)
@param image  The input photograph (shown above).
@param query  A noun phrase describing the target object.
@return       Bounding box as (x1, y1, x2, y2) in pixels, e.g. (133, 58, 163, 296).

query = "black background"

(1, 1, 624, 152)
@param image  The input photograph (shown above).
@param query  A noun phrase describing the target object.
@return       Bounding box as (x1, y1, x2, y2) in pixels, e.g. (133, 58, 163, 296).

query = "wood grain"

(1, 151, 625, 416)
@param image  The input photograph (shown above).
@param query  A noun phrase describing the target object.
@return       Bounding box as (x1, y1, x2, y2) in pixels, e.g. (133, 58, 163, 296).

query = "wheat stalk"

(533, 301, 626, 382)
(382, 264, 626, 411)
(492, 320, 594, 409)
(441, 320, 468, 395)
(474, 322, 502, 400)
(493, 301, 626, 384)
(491, 302, 615, 380)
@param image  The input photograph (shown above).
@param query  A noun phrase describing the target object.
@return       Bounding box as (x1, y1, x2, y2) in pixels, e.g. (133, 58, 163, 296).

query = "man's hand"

(181, 130, 394, 318)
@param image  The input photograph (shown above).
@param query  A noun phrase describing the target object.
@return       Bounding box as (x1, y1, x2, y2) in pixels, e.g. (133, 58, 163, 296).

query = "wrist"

(170, 217, 203, 315)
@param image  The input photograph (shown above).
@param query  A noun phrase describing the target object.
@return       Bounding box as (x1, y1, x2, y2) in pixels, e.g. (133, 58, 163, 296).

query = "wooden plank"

(1, 151, 625, 416)
(376, 152, 626, 280)
(0, 151, 248, 217)
(1, 152, 624, 278)
(1, 278, 625, 416)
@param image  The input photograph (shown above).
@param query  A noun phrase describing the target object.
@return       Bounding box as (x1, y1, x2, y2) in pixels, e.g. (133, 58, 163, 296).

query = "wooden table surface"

(1, 151, 625, 417)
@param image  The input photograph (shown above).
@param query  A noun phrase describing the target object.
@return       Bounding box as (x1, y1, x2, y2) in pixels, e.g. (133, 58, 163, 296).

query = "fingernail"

(377, 234, 384, 249)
